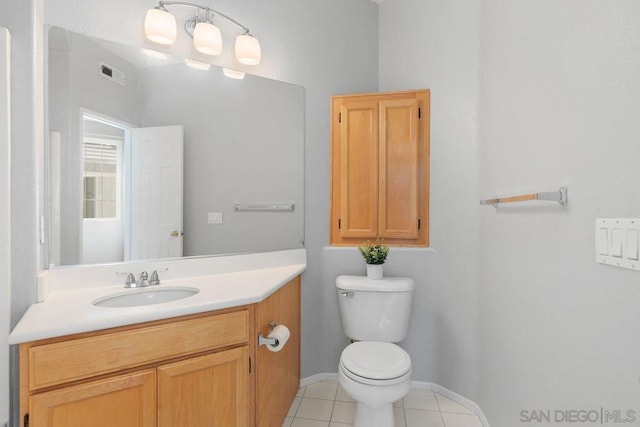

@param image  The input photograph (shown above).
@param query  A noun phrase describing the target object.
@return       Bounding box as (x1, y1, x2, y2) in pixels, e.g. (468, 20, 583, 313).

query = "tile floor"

(283, 380, 483, 427)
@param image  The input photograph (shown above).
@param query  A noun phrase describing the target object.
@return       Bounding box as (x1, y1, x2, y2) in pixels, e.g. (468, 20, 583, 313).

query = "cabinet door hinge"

(24, 413, 29, 427)
(338, 112, 342, 123)
(338, 218, 341, 229)
(249, 356, 252, 374)
(418, 219, 421, 230)
(418, 107, 421, 119)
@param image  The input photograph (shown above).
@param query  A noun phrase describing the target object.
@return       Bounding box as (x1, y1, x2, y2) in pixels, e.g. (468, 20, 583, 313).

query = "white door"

(130, 125, 183, 260)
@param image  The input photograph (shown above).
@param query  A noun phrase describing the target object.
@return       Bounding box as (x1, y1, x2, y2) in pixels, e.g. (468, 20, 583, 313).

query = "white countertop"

(9, 250, 306, 344)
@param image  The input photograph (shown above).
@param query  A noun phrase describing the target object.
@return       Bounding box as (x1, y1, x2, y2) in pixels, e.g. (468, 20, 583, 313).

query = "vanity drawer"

(28, 309, 249, 390)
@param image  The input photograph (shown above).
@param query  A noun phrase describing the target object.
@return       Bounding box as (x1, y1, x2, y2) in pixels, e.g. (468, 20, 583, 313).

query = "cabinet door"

(30, 369, 155, 427)
(256, 277, 301, 427)
(158, 347, 249, 427)
(339, 100, 380, 239)
(379, 98, 419, 240)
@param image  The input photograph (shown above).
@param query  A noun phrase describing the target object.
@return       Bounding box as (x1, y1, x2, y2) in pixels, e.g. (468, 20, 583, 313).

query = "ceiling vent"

(98, 62, 125, 86)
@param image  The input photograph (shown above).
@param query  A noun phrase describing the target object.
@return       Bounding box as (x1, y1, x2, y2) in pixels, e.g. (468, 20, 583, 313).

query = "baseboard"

(410, 381, 490, 427)
(300, 372, 337, 387)
(300, 373, 490, 427)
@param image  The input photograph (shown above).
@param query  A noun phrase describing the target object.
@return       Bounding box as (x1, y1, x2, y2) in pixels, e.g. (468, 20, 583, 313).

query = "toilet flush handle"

(340, 291, 354, 298)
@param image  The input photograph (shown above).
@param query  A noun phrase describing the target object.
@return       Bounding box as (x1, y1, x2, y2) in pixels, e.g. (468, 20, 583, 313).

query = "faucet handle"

(116, 272, 136, 288)
(149, 268, 168, 286)
(137, 271, 149, 287)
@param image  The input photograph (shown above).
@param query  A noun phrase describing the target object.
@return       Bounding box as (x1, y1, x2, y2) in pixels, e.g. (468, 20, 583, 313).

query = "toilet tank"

(336, 275, 415, 342)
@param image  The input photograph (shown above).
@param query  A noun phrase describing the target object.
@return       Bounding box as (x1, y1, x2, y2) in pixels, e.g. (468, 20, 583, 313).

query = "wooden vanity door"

(256, 277, 301, 427)
(157, 346, 250, 427)
(29, 369, 156, 427)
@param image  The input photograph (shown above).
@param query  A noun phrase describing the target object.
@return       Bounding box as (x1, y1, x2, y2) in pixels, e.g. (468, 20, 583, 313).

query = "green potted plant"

(359, 239, 389, 279)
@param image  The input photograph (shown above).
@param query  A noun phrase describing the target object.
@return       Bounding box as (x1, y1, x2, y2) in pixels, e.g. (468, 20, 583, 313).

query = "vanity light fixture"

(144, 1, 262, 66)
(223, 68, 245, 80)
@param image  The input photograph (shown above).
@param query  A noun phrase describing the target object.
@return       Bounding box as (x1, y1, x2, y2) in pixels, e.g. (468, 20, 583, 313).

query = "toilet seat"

(340, 342, 411, 386)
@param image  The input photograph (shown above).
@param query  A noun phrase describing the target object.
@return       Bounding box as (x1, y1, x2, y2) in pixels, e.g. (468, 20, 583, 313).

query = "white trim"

(48, 131, 61, 266)
(0, 26, 11, 427)
(300, 374, 490, 427)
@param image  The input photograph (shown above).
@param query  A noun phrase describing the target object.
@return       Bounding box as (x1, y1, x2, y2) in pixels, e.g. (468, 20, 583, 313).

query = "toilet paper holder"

(258, 322, 279, 347)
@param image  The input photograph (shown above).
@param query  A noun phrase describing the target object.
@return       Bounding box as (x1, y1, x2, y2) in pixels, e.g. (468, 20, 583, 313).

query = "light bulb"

(144, 8, 177, 45)
(185, 58, 211, 71)
(141, 48, 168, 60)
(193, 21, 223, 56)
(235, 34, 261, 66)
(223, 68, 245, 80)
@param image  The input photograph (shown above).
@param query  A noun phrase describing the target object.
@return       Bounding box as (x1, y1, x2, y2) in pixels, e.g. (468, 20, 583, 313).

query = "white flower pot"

(366, 264, 383, 280)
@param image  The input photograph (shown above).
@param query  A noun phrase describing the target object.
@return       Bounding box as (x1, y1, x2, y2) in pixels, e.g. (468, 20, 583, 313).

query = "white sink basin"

(93, 286, 200, 308)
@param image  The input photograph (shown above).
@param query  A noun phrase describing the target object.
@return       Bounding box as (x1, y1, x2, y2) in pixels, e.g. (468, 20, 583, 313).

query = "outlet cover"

(208, 212, 223, 224)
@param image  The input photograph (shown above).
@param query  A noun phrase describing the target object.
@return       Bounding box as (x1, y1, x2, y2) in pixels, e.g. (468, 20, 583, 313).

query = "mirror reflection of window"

(82, 141, 120, 219)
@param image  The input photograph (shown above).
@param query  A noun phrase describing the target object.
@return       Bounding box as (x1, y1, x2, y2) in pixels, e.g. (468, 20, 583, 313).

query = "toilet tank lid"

(336, 275, 415, 292)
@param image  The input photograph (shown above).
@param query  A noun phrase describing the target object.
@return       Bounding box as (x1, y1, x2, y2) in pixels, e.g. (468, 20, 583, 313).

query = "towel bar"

(480, 186, 567, 206)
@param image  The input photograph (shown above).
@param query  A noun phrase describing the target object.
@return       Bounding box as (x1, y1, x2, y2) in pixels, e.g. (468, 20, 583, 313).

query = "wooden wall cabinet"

(19, 277, 301, 427)
(330, 90, 430, 246)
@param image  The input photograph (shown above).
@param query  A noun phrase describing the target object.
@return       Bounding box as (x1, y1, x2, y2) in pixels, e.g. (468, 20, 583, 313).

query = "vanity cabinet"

(19, 276, 301, 427)
(330, 90, 430, 247)
(21, 308, 251, 427)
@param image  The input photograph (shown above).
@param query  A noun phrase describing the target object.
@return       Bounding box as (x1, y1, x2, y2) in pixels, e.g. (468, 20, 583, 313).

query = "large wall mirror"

(46, 27, 304, 267)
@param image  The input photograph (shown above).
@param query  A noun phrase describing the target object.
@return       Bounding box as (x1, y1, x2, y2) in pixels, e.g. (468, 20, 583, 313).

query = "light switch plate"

(208, 212, 223, 224)
(596, 218, 640, 271)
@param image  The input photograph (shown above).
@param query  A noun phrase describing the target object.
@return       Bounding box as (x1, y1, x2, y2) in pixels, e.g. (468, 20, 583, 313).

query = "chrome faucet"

(137, 271, 149, 287)
(117, 268, 168, 288)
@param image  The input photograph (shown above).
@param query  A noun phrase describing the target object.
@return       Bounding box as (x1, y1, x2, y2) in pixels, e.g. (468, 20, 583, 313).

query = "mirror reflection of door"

(130, 125, 184, 261)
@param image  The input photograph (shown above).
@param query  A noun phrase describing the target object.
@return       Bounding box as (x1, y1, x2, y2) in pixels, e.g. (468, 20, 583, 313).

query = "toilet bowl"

(335, 275, 415, 427)
(338, 341, 412, 427)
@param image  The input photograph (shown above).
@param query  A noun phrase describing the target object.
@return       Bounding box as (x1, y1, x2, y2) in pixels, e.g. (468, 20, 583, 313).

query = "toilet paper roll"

(266, 324, 290, 352)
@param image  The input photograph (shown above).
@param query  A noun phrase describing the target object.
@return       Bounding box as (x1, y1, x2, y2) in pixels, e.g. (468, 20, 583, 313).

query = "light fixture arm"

(158, 1, 252, 35)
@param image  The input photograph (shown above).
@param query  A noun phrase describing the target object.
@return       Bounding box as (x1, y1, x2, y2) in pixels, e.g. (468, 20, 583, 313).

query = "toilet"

(336, 275, 415, 427)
